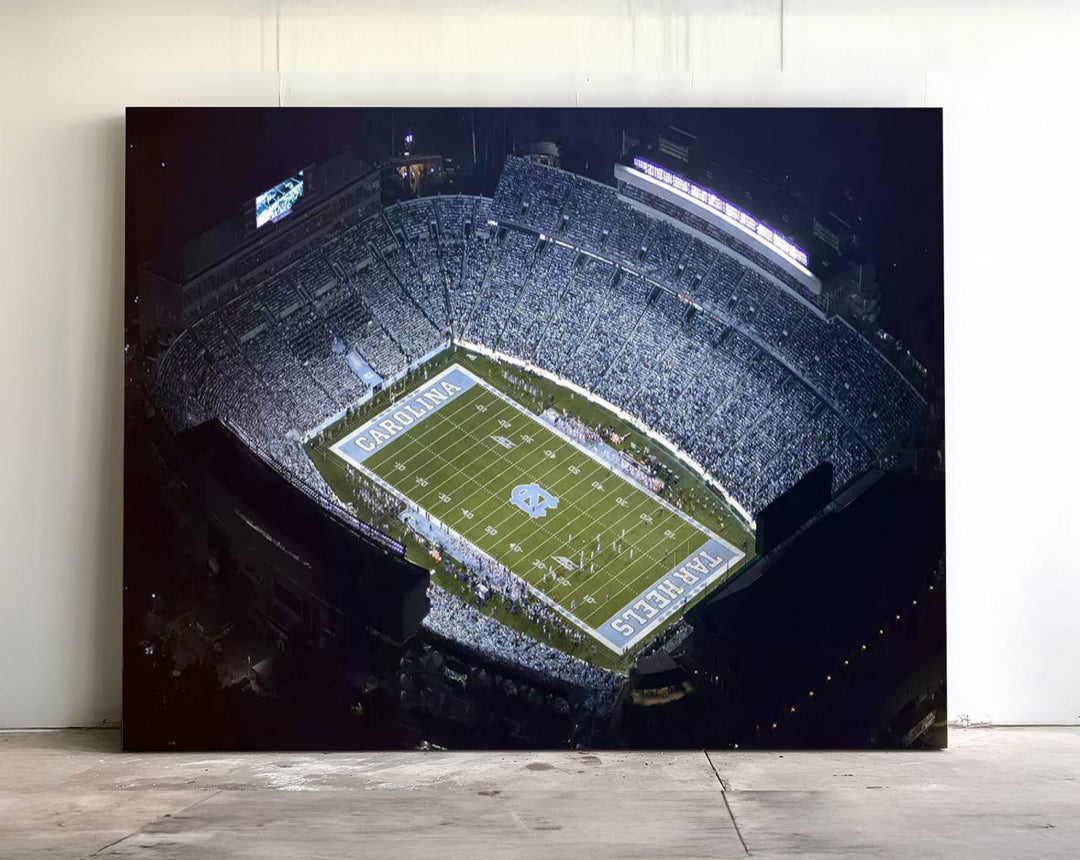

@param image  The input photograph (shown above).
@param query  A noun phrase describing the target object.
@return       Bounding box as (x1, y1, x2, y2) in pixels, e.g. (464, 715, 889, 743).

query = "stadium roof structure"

(689, 470, 943, 702)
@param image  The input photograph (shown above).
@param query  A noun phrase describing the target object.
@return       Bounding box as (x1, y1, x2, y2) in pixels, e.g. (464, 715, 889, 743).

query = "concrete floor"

(0, 728, 1076, 858)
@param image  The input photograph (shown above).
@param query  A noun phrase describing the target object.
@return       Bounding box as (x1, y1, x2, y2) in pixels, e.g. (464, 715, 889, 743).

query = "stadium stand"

(640, 219, 690, 283)
(601, 200, 652, 266)
(557, 176, 616, 247)
(497, 240, 577, 360)
(154, 155, 925, 674)
(462, 228, 537, 346)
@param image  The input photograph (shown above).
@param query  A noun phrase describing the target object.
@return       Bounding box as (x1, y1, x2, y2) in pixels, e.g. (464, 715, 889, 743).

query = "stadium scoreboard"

(255, 170, 305, 229)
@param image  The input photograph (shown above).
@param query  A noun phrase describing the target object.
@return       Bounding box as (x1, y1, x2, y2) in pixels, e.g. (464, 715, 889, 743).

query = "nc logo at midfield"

(510, 483, 559, 519)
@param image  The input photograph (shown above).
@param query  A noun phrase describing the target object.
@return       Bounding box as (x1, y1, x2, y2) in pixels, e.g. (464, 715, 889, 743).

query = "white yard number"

(508, 542, 523, 553)
(414, 476, 429, 488)
(439, 493, 452, 504)
(475, 403, 488, 413)
(591, 481, 605, 492)
(640, 513, 653, 524)
(615, 497, 628, 508)
(520, 434, 534, 444)
(543, 449, 556, 459)
(664, 529, 676, 539)
(461, 508, 474, 520)
(533, 559, 547, 570)
(394, 461, 406, 471)
(498, 419, 512, 429)
(485, 525, 498, 537)
(557, 576, 571, 587)
(583, 595, 596, 604)
(567, 465, 580, 475)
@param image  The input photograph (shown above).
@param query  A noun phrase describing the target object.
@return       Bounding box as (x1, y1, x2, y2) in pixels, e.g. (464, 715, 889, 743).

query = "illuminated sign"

(255, 171, 304, 229)
(630, 158, 809, 270)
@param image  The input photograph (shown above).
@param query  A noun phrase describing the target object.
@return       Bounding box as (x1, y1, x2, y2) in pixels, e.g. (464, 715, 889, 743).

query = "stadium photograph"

(123, 108, 944, 750)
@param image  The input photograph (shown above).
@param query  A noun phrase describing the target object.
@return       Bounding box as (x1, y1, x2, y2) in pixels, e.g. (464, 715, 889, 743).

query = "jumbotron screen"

(255, 170, 304, 229)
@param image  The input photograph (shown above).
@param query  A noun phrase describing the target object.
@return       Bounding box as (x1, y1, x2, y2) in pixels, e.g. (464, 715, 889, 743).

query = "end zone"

(596, 537, 741, 652)
(330, 364, 478, 467)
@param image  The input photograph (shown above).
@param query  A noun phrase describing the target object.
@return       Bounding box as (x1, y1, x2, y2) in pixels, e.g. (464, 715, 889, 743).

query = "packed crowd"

(424, 586, 623, 712)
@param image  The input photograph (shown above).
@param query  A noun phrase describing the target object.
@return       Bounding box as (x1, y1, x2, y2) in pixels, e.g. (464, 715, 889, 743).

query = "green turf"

(306, 346, 756, 667)
(345, 368, 726, 640)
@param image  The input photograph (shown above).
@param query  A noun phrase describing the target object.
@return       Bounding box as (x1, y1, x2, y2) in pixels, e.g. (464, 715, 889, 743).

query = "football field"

(328, 363, 743, 653)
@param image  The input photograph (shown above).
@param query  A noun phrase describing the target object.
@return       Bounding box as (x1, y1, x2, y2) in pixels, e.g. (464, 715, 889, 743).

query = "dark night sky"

(126, 108, 942, 378)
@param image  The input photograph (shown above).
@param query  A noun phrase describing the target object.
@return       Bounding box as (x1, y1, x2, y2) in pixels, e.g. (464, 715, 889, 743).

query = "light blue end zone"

(596, 537, 742, 653)
(330, 365, 478, 467)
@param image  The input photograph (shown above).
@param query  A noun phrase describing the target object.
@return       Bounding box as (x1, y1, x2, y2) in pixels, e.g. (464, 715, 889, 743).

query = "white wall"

(1, 0, 1077, 728)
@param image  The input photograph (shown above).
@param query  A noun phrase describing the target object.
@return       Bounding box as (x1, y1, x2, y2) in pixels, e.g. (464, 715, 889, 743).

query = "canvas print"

(124, 108, 944, 750)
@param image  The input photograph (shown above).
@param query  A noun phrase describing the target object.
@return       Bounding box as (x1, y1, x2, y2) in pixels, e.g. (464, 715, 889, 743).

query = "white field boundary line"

(456, 339, 757, 530)
(329, 361, 743, 655)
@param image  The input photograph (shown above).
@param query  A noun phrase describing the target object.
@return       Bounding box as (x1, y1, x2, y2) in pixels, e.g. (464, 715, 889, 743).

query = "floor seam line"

(704, 749, 749, 855)
(84, 789, 223, 858)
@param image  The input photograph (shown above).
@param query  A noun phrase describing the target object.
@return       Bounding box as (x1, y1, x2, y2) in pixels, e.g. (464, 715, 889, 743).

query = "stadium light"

(630, 157, 811, 271)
